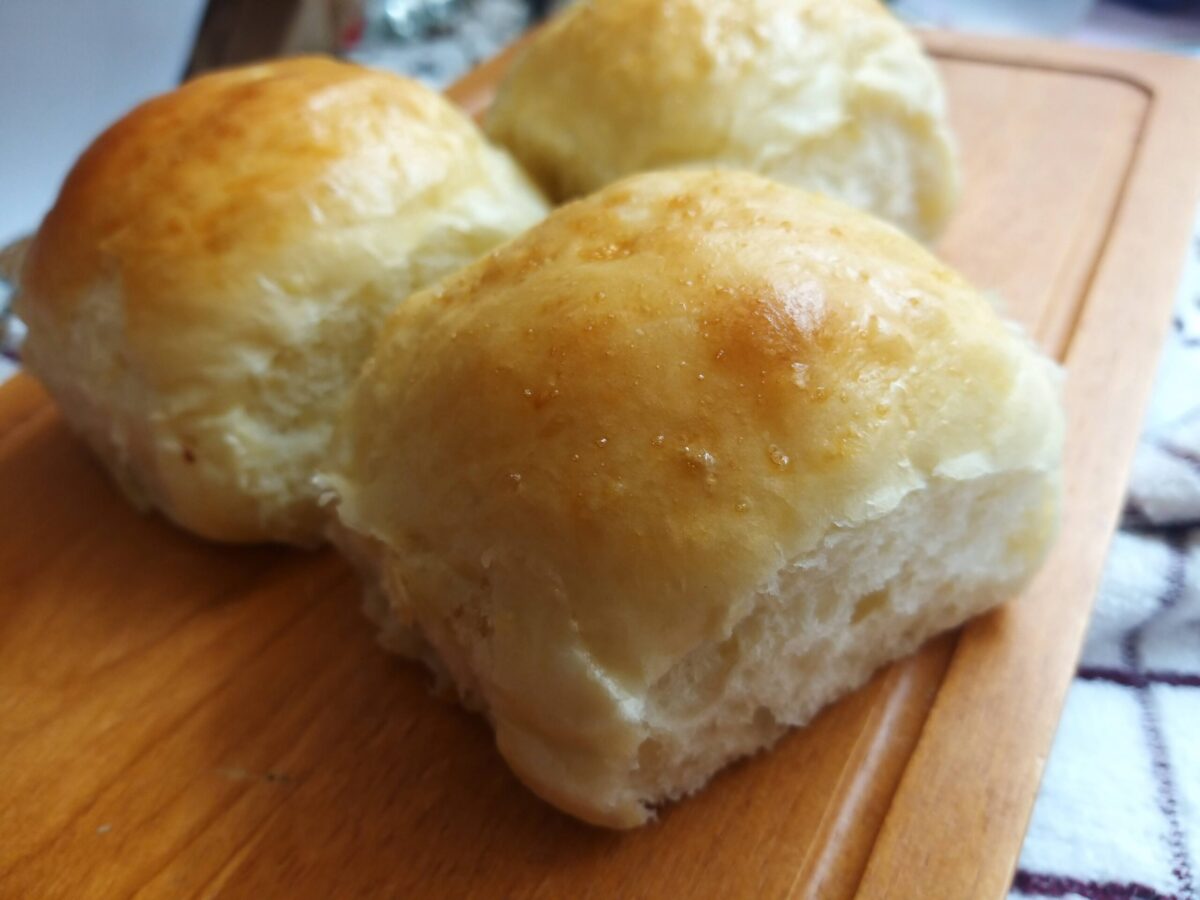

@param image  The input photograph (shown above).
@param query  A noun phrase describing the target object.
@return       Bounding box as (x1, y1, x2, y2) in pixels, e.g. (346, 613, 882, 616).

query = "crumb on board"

(216, 766, 293, 784)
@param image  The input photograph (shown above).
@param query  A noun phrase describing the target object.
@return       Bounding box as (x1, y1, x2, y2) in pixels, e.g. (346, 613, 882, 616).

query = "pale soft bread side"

(322, 170, 1063, 827)
(14, 56, 548, 545)
(486, 0, 960, 240)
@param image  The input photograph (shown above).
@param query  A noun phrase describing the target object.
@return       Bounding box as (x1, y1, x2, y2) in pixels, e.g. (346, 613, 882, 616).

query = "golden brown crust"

(25, 57, 496, 325)
(15, 56, 548, 544)
(327, 170, 1062, 823)
(487, 0, 959, 238)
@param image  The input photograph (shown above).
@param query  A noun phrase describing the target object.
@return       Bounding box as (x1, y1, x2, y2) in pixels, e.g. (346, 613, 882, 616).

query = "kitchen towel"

(1010, 229, 1200, 900)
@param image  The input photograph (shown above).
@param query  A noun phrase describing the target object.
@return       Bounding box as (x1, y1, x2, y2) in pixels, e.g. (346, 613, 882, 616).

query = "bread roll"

(13, 56, 547, 545)
(322, 169, 1062, 828)
(486, 0, 959, 240)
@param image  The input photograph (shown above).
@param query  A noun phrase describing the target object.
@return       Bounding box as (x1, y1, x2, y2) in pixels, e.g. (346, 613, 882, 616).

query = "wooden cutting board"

(3, 31, 1199, 900)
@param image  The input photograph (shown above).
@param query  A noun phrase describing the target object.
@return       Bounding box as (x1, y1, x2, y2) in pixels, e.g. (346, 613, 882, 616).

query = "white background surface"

(2, 0, 1199, 250)
(0, 0, 206, 246)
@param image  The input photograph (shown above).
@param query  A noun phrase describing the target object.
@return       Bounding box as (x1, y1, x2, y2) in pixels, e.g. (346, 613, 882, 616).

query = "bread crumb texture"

(15, 56, 547, 544)
(326, 170, 1063, 827)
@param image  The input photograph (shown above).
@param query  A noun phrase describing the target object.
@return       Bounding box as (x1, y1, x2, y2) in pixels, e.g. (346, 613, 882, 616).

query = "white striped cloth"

(1010, 224, 1200, 900)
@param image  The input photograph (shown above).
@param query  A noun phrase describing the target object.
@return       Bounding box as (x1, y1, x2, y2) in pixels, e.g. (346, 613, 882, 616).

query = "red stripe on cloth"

(1160, 441, 1200, 474)
(1123, 537, 1197, 900)
(1078, 667, 1200, 689)
(1012, 869, 1176, 899)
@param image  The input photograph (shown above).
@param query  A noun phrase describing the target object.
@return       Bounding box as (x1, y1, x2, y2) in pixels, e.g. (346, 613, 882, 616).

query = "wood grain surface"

(2, 32, 1200, 900)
